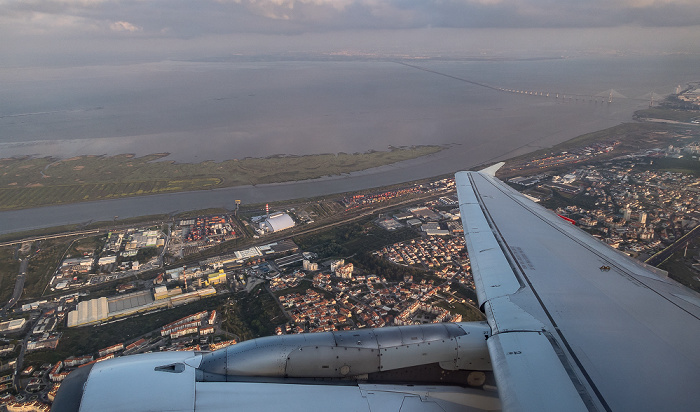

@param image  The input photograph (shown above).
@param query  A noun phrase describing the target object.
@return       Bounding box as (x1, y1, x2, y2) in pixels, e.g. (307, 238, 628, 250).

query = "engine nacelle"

(196, 322, 491, 381)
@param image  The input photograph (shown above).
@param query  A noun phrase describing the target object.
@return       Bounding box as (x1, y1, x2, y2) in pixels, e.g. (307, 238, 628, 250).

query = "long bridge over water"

(396, 61, 667, 105)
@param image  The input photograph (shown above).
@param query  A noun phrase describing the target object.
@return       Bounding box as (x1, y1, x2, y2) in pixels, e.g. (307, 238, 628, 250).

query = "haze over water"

(2, 55, 696, 163)
(0, 55, 698, 234)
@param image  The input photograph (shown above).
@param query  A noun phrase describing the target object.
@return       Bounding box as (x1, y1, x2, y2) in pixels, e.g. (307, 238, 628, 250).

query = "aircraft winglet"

(478, 162, 505, 177)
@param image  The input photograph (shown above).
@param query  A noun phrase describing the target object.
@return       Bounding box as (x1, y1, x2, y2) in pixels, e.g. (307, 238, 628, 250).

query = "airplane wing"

(51, 166, 700, 412)
(455, 166, 700, 411)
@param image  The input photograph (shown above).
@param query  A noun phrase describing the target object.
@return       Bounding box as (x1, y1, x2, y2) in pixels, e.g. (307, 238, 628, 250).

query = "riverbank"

(0, 146, 442, 211)
(0, 97, 654, 235)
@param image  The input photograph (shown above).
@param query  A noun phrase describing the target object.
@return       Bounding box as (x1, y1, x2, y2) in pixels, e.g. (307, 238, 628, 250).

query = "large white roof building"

(67, 298, 109, 327)
(262, 213, 295, 233)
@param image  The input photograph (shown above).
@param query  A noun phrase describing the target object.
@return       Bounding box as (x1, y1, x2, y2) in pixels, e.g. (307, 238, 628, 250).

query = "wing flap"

(456, 171, 521, 306)
(487, 332, 588, 412)
(483, 296, 544, 334)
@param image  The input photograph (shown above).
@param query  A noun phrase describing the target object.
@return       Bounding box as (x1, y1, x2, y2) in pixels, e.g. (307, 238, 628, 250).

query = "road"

(0, 229, 101, 248)
(14, 314, 41, 394)
(158, 224, 171, 267)
(640, 118, 700, 126)
(2, 258, 27, 317)
(646, 224, 700, 267)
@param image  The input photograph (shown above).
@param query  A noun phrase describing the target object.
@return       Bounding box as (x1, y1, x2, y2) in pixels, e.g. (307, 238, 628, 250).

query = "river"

(1, 55, 697, 234)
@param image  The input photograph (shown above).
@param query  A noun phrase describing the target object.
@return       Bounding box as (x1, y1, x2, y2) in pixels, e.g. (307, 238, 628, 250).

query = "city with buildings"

(2, 125, 700, 410)
(508, 141, 700, 263)
(0, 174, 474, 410)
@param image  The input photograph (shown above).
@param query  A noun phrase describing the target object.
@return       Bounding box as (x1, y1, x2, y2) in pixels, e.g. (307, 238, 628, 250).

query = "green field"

(435, 300, 484, 322)
(635, 107, 700, 123)
(221, 286, 285, 341)
(632, 157, 700, 176)
(0, 146, 442, 211)
(0, 247, 20, 305)
(24, 239, 73, 299)
(294, 217, 419, 259)
(659, 238, 700, 293)
(66, 235, 105, 259)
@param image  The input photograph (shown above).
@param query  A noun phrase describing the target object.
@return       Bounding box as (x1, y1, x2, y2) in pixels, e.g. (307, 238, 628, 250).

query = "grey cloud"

(2, 0, 699, 67)
(626, 3, 700, 27)
(3, 0, 700, 39)
(390, 0, 700, 29)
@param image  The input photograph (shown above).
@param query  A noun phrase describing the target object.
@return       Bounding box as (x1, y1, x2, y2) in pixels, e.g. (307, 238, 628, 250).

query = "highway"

(2, 258, 27, 317)
(0, 229, 101, 248)
(646, 224, 700, 267)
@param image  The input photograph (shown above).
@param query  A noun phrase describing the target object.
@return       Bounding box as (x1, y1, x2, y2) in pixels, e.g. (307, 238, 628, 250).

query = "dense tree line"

(351, 252, 426, 282)
(222, 287, 283, 341)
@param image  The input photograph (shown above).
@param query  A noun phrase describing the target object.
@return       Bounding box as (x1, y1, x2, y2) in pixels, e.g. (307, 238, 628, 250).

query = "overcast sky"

(2, 0, 700, 66)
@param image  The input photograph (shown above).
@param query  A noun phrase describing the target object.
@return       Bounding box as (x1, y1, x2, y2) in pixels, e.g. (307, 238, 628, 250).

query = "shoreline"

(0, 146, 444, 212)
(0, 115, 634, 235)
(0, 91, 653, 234)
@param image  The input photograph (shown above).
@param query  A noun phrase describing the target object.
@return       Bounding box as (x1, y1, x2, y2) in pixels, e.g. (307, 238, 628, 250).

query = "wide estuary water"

(1, 55, 698, 233)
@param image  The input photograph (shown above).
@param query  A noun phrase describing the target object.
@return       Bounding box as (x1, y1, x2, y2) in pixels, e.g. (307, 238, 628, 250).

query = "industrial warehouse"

(251, 208, 296, 235)
(66, 286, 216, 327)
